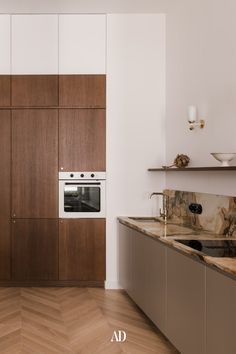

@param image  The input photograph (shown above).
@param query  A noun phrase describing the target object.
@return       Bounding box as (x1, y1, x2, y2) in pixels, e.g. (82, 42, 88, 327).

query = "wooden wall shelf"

(148, 166, 236, 172)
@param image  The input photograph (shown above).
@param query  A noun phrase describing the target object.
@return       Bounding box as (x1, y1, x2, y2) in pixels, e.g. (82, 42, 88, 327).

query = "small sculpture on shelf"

(162, 154, 190, 169)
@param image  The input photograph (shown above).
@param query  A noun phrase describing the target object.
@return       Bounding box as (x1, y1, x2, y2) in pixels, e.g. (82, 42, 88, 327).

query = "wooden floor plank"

(88, 288, 179, 354)
(0, 287, 178, 354)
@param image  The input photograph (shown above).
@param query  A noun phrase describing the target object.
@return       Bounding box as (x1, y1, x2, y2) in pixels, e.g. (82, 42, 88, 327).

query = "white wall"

(165, 0, 236, 196)
(106, 14, 166, 288)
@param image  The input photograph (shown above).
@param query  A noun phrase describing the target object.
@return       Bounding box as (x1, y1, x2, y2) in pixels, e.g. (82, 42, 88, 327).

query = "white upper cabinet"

(12, 15, 58, 74)
(59, 15, 106, 74)
(0, 15, 10, 74)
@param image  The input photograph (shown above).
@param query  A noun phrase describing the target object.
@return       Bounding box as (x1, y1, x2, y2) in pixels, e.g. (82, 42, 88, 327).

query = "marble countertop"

(118, 217, 236, 279)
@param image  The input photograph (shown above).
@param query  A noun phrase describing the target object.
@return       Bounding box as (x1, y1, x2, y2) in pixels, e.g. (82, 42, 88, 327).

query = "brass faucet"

(150, 192, 169, 222)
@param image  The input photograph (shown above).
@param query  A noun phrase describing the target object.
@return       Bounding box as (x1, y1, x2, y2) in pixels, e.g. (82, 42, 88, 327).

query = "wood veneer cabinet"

(12, 219, 58, 280)
(0, 110, 10, 218)
(59, 75, 106, 108)
(59, 109, 106, 171)
(0, 72, 106, 284)
(0, 76, 10, 106)
(12, 109, 58, 218)
(0, 110, 11, 279)
(0, 220, 10, 280)
(12, 75, 58, 107)
(59, 219, 105, 281)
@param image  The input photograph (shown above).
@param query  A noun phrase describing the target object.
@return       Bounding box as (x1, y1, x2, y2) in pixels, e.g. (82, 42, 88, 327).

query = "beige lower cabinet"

(118, 224, 166, 333)
(166, 248, 205, 354)
(131, 230, 148, 309)
(118, 224, 133, 296)
(206, 268, 236, 354)
(132, 229, 166, 333)
(119, 223, 236, 354)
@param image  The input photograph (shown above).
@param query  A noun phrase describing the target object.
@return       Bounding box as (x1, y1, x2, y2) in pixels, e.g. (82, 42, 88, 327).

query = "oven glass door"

(64, 182, 101, 213)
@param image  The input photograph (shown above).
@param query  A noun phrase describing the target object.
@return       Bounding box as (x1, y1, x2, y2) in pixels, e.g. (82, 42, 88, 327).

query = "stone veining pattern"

(118, 189, 236, 279)
(165, 189, 236, 237)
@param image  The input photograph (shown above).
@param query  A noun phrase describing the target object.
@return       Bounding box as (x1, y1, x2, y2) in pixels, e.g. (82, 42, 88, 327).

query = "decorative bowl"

(211, 153, 236, 167)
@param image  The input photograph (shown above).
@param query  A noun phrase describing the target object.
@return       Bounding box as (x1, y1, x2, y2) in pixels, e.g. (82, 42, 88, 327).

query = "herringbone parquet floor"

(0, 287, 179, 354)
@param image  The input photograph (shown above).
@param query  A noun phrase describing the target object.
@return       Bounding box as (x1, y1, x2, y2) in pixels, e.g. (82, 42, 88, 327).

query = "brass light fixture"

(187, 105, 205, 130)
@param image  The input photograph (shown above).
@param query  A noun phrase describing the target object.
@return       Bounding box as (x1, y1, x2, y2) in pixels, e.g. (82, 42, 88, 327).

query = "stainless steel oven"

(59, 172, 106, 218)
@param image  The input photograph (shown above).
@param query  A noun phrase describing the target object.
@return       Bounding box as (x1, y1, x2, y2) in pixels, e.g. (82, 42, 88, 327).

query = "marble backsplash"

(164, 189, 236, 237)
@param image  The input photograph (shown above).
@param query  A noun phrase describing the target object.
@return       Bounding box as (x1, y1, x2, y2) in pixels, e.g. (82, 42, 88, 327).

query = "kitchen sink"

(128, 217, 162, 222)
(175, 239, 236, 257)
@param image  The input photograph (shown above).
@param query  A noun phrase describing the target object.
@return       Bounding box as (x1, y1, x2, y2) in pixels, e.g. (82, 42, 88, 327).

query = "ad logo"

(111, 330, 127, 343)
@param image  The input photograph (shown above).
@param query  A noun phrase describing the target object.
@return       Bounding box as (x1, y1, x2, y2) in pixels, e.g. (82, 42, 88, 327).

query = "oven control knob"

(70, 173, 74, 178)
(91, 173, 95, 178)
(80, 174, 84, 178)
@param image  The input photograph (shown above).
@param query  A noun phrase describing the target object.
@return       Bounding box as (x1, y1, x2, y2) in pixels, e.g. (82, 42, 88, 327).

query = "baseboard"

(105, 280, 122, 289)
(0, 279, 122, 289)
(0, 280, 104, 287)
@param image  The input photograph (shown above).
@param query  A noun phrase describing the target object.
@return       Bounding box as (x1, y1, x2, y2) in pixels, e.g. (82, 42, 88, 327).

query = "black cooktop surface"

(175, 239, 236, 257)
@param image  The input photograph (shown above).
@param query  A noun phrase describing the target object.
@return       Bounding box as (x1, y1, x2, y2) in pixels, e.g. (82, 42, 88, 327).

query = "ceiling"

(0, 0, 170, 14)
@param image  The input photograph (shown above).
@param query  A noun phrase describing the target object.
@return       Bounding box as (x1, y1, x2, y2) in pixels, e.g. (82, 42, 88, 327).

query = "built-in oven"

(59, 172, 106, 218)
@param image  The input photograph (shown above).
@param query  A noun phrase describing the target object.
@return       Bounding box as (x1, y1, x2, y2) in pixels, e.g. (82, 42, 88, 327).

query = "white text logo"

(111, 330, 127, 342)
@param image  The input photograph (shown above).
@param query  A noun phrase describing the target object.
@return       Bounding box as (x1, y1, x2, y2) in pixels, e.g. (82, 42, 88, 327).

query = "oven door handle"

(64, 182, 101, 186)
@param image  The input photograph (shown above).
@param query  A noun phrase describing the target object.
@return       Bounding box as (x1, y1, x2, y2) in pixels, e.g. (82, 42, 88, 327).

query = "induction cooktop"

(175, 239, 236, 258)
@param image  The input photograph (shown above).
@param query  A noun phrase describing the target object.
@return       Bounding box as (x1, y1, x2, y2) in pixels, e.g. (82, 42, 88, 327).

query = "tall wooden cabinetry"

(58, 76, 106, 284)
(12, 220, 59, 281)
(0, 76, 10, 106)
(12, 109, 58, 218)
(59, 107, 106, 171)
(0, 111, 11, 280)
(8, 78, 59, 283)
(12, 75, 59, 106)
(0, 14, 106, 286)
(0, 17, 12, 281)
(58, 13, 106, 173)
(58, 14, 106, 285)
(59, 219, 105, 282)
(11, 106, 59, 282)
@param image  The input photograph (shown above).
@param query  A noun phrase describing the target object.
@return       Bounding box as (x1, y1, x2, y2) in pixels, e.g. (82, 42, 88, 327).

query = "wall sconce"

(187, 105, 205, 131)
